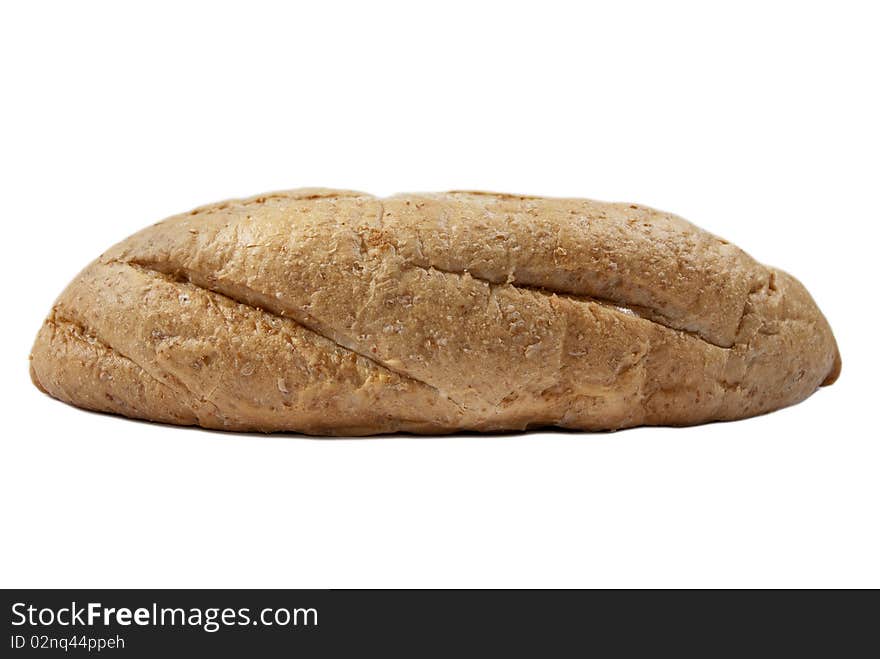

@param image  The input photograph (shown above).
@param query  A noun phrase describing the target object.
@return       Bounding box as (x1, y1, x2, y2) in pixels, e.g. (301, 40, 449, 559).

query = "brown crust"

(29, 189, 840, 434)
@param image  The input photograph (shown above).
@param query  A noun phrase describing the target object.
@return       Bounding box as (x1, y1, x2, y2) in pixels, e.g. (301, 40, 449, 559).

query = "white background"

(1, 1, 877, 588)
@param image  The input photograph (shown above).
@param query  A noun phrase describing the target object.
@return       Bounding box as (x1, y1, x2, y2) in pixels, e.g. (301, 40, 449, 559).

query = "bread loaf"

(29, 189, 840, 435)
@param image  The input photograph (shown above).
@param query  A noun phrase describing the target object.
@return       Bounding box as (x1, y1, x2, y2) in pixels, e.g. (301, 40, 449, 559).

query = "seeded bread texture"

(29, 189, 840, 435)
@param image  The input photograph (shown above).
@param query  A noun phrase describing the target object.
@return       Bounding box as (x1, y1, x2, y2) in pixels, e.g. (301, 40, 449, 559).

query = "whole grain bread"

(29, 189, 840, 435)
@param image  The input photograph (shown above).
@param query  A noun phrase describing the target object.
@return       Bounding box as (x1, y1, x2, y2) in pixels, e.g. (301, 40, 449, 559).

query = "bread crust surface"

(30, 189, 840, 434)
